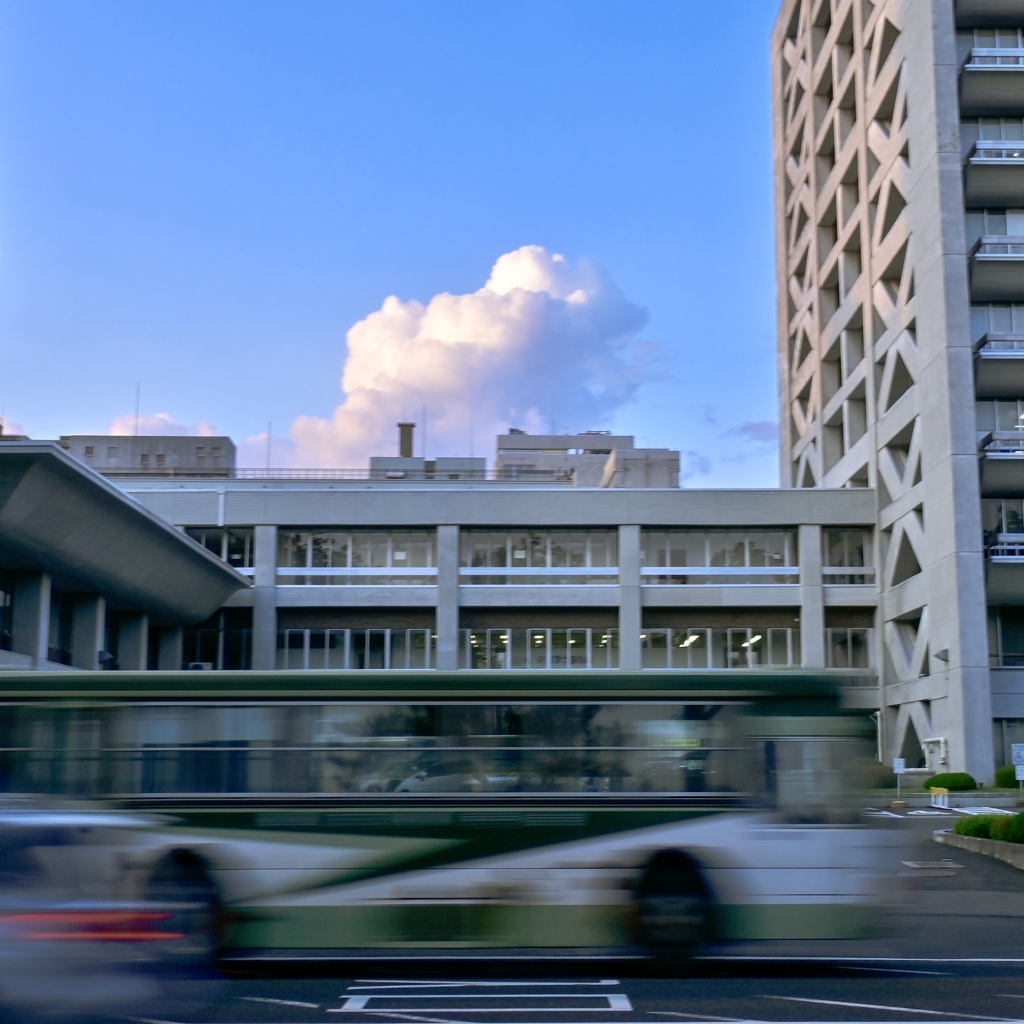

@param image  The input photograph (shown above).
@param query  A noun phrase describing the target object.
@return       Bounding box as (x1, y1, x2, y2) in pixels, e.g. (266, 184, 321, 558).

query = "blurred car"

(0, 802, 221, 1021)
(357, 761, 413, 793)
(394, 757, 486, 793)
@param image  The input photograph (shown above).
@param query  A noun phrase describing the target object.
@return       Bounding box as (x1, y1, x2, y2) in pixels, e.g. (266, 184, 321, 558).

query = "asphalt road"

(103, 811, 1024, 1024)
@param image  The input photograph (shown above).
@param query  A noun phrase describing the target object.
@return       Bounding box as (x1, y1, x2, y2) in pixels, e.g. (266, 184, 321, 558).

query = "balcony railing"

(972, 235, 1024, 256)
(96, 466, 573, 483)
(988, 541, 1024, 557)
(965, 47, 1024, 68)
(980, 430, 1024, 453)
(964, 142, 1024, 206)
(277, 567, 437, 585)
(640, 566, 799, 585)
(821, 567, 875, 584)
(970, 238, 1024, 300)
(459, 567, 618, 585)
(968, 141, 1024, 160)
(961, 49, 1024, 117)
(976, 332, 1024, 354)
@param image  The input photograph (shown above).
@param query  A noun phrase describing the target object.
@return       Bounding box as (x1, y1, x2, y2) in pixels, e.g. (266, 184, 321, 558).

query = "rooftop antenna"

(266, 421, 272, 471)
(422, 405, 427, 460)
(134, 382, 141, 436)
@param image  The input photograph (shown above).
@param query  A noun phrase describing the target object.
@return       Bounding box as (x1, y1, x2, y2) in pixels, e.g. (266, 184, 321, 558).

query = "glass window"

(641, 630, 669, 669)
(459, 531, 618, 584)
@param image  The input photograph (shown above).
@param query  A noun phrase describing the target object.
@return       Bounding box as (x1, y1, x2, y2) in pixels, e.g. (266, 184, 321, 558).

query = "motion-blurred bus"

(0, 669, 892, 962)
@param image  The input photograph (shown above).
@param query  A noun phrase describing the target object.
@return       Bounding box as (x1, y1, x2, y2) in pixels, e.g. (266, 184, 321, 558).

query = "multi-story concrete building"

(0, 433, 882, 749)
(771, 0, 1024, 779)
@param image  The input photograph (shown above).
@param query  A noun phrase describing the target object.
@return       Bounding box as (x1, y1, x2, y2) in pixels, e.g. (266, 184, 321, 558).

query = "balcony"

(975, 334, 1024, 397)
(960, 49, 1024, 117)
(969, 236, 1024, 301)
(964, 141, 1024, 207)
(980, 432, 1024, 495)
(986, 540, 1024, 603)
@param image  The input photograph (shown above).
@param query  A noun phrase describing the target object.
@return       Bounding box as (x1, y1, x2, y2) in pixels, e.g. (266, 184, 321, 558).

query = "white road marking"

(650, 1012, 765, 1022)
(762, 995, 1019, 1020)
(343, 1013, 471, 1024)
(718, 955, 1024, 964)
(242, 996, 321, 1009)
(332, 994, 632, 1012)
(841, 966, 952, 976)
(350, 981, 621, 989)
(902, 861, 963, 869)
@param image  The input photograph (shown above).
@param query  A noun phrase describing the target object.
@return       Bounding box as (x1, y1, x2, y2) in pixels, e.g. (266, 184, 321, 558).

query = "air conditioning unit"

(187, 661, 214, 670)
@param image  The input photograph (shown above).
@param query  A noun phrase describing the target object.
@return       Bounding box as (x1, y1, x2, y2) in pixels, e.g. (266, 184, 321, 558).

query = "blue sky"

(0, 0, 782, 486)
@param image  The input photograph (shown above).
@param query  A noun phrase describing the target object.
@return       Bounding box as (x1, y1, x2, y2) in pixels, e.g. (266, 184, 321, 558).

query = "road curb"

(934, 829, 1024, 870)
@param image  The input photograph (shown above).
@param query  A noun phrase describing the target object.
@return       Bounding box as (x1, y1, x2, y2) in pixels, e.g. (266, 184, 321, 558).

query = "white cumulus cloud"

(283, 245, 654, 467)
(107, 413, 218, 436)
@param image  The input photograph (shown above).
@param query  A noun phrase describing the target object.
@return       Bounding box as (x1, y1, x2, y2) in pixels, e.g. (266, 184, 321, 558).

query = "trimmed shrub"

(849, 757, 897, 789)
(955, 815, 999, 838)
(990, 816, 1010, 841)
(996, 765, 1018, 788)
(999, 813, 1024, 844)
(923, 772, 977, 791)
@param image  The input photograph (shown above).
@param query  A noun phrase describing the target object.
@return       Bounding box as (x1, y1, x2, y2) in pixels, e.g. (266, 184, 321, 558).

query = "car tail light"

(0, 910, 185, 941)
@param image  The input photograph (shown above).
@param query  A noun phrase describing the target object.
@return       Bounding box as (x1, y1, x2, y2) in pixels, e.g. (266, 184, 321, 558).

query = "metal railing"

(640, 566, 799, 584)
(988, 541, 1024, 558)
(971, 235, 1024, 257)
(980, 431, 1024, 453)
(95, 466, 574, 483)
(975, 332, 1024, 355)
(963, 47, 1024, 69)
(966, 141, 1024, 162)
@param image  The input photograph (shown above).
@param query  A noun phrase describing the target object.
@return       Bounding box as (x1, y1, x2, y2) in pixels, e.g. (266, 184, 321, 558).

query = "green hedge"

(922, 772, 977, 791)
(955, 812, 1024, 842)
(996, 765, 1018, 788)
(997, 813, 1024, 843)
(954, 815, 1000, 838)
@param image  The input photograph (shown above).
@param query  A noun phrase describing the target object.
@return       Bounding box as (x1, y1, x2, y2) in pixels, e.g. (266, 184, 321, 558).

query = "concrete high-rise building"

(771, 0, 1024, 779)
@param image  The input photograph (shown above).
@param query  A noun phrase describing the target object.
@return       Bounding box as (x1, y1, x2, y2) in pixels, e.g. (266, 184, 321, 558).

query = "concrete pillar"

(798, 525, 825, 668)
(11, 571, 50, 665)
(72, 595, 105, 670)
(618, 526, 642, 671)
(436, 525, 460, 670)
(158, 626, 184, 670)
(252, 525, 278, 671)
(118, 613, 149, 670)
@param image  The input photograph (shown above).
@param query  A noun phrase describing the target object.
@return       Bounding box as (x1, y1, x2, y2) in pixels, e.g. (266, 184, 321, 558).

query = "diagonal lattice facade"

(772, 0, 998, 778)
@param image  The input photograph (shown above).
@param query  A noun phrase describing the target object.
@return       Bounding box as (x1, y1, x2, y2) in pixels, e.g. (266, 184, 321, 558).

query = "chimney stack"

(398, 421, 415, 458)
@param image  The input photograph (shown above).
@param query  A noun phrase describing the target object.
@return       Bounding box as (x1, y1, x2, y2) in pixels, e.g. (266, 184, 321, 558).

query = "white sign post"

(1015, 763, 1024, 800)
(893, 757, 905, 800)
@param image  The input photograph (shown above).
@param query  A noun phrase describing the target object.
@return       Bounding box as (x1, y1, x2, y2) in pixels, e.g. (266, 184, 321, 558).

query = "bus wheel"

(146, 849, 224, 968)
(635, 851, 713, 965)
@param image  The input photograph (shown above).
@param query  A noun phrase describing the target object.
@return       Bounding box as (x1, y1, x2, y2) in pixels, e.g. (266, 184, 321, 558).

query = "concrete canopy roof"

(0, 442, 250, 624)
